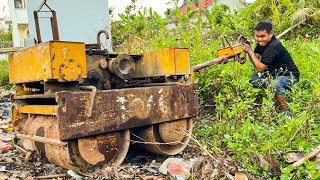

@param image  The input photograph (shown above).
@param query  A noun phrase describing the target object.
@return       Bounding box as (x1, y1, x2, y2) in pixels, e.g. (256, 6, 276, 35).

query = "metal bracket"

(34, 0, 59, 43)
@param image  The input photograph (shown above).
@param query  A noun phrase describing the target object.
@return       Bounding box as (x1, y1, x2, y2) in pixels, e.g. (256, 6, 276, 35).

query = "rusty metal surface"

(44, 82, 79, 94)
(78, 130, 130, 166)
(108, 54, 135, 80)
(21, 115, 81, 170)
(33, 1, 59, 43)
(83, 55, 111, 90)
(192, 56, 228, 72)
(56, 83, 199, 140)
(33, 11, 42, 43)
(132, 118, 193, 155)
(51, 10, 60, 41)
(19, 115, 130, 170)
(96, 30, 109, 49)
(158, 119, 187, 143)
(17, 133, 67, 146)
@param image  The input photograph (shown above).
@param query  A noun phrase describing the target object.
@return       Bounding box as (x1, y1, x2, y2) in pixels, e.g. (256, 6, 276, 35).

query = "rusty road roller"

(9, 35, 199, 171)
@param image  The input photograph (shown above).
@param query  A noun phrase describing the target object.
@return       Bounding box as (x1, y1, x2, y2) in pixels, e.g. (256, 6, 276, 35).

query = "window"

(14, 0, 25, 9)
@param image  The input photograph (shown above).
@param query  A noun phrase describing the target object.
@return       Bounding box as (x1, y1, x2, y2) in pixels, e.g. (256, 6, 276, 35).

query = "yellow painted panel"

(134, 48, 190, 78)
(9, 43, 51, 84)
(174, 48, 190, 75)
(19, 105, 58, 115)
(9, 41, 87, 84)
(50, 42, 87, 82)
(12, 106, 22, 125)
(217, 45, 243, 58)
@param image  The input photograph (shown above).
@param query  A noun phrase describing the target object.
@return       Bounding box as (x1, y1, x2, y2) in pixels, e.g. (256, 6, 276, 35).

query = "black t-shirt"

(254, 36, 299, 79)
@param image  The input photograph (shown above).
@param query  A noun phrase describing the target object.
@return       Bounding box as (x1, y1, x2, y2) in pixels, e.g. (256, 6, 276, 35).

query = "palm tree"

(277, 0, 320, 38)
(236, 0, 320, 38)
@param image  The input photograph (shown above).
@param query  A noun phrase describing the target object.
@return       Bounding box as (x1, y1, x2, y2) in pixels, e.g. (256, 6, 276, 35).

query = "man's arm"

(243, 44, 267, 72)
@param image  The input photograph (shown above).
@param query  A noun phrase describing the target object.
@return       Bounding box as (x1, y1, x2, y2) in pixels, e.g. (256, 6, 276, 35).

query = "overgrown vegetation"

(0, 26, 12, 41)
(0, 27, 11, 86)
(0, 60, 9, 86)
(111, 0, 320, 179)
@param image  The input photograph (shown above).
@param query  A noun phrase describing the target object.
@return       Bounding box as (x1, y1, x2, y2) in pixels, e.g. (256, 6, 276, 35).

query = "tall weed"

(0, 60, 8, 86)
(111, 3, 320, 178)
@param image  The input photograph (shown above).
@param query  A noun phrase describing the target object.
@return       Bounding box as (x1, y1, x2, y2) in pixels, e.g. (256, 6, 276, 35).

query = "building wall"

(1, 0, 28, 47)
(0, 0, 10, 31)
(25, 0, 111, 50)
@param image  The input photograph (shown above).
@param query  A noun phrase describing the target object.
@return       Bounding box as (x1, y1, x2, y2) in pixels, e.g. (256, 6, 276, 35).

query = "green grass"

(111, 9, 320, 177)
(0, 60, 8, 86)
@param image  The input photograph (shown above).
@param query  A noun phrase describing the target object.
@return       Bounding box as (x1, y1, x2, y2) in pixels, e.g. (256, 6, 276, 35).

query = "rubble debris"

(67, 170, 83, 179)
(0, 141, 12, 153)
(0, 133, 15, 142)
(159, 158, 192, 180)
(0, 166, 6, 172)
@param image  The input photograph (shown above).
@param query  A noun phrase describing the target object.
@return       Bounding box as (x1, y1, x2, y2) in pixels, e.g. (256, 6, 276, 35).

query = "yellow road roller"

(9, 32, 199, 171)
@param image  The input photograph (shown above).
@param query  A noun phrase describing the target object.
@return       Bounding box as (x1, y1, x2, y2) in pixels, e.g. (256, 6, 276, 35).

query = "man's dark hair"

(255, 20, 272, 33)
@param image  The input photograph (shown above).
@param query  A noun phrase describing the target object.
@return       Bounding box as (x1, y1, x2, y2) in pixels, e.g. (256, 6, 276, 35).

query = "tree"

(236, 0, 320, 37)
(0, 27, 12, 41)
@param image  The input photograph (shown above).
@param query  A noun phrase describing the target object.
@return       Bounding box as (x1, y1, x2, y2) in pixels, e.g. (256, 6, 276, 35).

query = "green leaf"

(224, 134, 231, 139)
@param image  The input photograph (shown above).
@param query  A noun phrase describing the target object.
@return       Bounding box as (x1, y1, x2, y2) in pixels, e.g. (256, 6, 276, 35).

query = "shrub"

(0, 60, 9, 86)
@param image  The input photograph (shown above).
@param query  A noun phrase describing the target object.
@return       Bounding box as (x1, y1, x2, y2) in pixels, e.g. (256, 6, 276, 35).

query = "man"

(243, 20, 299, 118)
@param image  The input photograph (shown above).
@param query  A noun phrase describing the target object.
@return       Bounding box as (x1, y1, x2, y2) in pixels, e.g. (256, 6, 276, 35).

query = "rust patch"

(97, 134, 119, 163)
(56, 84, 199, 140)
(34, 127, 49, 163)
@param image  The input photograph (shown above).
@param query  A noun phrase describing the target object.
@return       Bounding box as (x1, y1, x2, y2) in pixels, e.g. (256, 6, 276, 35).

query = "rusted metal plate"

(78, 130, 130, 166)
(56, 83, 199, 140)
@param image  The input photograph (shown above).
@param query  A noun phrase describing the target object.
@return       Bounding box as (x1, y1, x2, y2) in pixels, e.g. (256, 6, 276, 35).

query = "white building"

(1, 0, 111, 50)
(0, 0, 9, 30)
(1, 0, 28, 47)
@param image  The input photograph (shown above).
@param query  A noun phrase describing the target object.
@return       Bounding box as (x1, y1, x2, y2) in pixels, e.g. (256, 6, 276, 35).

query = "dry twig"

(292, 145, 320, 167)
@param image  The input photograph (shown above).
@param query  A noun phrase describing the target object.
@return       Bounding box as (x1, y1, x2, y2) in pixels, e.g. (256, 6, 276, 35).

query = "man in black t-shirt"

(243, 20, 299, 118)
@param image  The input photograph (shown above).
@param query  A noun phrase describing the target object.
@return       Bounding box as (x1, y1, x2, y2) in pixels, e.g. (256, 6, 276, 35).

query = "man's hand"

(220, 55, 229, 63)
(243, 43, 253, 53)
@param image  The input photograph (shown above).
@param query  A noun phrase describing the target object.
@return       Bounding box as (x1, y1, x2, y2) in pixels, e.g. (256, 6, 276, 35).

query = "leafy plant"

(0, 60, 9, 86)
(110, 1, 320, 178)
